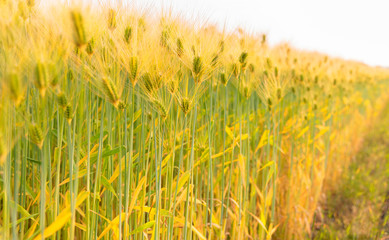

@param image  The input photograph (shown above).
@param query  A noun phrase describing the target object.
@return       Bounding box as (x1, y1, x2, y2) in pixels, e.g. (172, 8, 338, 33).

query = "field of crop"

(1, 1, 389, 240)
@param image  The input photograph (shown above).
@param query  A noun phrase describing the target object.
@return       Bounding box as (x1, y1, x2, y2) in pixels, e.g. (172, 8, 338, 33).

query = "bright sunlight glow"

(106, 0, 389, 67)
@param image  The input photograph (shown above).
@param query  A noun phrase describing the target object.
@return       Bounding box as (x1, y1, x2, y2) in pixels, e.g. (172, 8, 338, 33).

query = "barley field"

(1, 1, 389, 240)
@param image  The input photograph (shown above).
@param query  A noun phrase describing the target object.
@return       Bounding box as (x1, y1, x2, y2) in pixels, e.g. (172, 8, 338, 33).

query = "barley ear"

(70, 10, 87, 47)
(29, 124, 44, 149)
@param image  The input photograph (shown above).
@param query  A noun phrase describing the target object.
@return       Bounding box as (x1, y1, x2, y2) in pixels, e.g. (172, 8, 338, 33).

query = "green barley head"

(86, 38, 95, 55)
(8, 72, 23, 106)
(57, 92, 68, 109)
(248, 63, 255, 73)
(29, 123, 44, 149)
(220, 72, 228, 86)
(277, 88, 281, 100)
(102, 77, 120, 108)
(192, 56, 203, 83)
(117, 100, 126, 110)
(35, 61, 48, 97)
(64, 104, 73, 124)
(243, 85, 250, 99)
(239, 51, 248, 65)
(167, 79, 178, 94)
(142, 72, 153, 94)
(267, 98, 272, 111)
(129, 56, 139, 85)
(160, 29, 170, 48)
(211, 54, 219, 67)
(70, 10, 87, 47)
(176, 38, 183, 57)
(232, 63, 239, 78)
(266, 58, 272, 69)
(124, 26, 132, 43)
(219, 40, 225, 53)
(179, 97, 191, 115)
(27, 0, 35, 7)
(153, 98, 168, 120)
(107, 9, 117, 30)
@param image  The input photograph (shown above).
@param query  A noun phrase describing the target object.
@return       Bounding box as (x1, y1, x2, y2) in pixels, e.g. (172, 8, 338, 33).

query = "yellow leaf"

(98, 213, 126, 240)
(296, 126, 309, 139)
(171, 171, 190, 196)
(108, 153, 139, 184)
(257, 161, 274, 173)
(238, 154, 246, 189)
(128, 177, 146, 218)
(118, 177, 146, 238)
(174, 217, 206, 240)
(238, 133, 248, 141)
(59, 169, 87, 186)
(33, 191, 89, 240)
(78, 143, 99, 166)
(211, 147, 232, 159)
(225, 126, 234, 140)
(247, 211, 268, 233)
(255, 130, 272, 153)
(314, 126, 329, 140)
(281, 118, 296, 134)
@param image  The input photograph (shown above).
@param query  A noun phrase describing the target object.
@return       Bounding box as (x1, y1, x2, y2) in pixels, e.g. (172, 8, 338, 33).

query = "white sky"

(52, 0, 389, 67)
(133, 0, 389, 67)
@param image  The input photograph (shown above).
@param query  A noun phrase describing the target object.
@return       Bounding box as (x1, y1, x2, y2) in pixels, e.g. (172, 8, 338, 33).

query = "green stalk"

(20, 87, 30, 240)
(167, 106, 179, 239)
(39, 142, 45, 240)
(207, 80, 214, 238)
(170, 114, 187, 238)
(124, 87, 135, 238)
(54, 106, 65, 239)
(310, 107, 316, 183)
(92, 100, 105, 238)
(184, 101, 197, 239)
(154, 114, 164, 239)
(117, 109, 123, 240)
(86, 87, 92, 240)
(3, 111, 11, 240)
(238, 81, 243, 225)
(245, 96, 250, 228)
(67, 119, 75, 240)
(220, 83, 228, 228)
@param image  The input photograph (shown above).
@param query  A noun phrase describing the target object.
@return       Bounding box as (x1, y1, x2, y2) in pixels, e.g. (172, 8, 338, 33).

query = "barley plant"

(1, 1, 389, 240)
